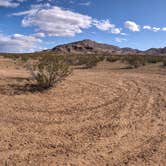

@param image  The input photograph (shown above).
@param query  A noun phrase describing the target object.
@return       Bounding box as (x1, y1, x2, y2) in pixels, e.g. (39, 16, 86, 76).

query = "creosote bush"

(163, 59, 166, 67)
(122, 55, 146, 68)
(107, 56, 120, 62)
(32, 55, 70, 89)
(21, 54, 30, 62)
(146, 56, 159, 64)
(77, 55, 102, 68)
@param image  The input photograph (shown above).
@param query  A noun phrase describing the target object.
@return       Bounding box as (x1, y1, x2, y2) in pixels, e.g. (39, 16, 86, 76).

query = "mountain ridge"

(44, 39, 166, 55)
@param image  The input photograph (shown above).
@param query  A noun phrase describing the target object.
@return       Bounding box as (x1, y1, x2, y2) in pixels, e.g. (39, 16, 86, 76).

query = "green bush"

(32, 55, 70, 89)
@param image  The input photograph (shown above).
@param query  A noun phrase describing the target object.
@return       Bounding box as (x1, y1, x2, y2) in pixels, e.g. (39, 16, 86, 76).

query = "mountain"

(145, 47, 166, 55)
(47, 39, 139, 55)
(45, 39, 166, 55)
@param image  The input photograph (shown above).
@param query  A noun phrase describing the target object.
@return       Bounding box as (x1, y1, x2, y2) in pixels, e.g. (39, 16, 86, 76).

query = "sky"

(1, 0, 166, 52)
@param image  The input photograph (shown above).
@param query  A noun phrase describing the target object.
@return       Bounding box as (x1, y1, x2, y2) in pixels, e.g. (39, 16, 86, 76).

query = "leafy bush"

(32, 55, 70, 89)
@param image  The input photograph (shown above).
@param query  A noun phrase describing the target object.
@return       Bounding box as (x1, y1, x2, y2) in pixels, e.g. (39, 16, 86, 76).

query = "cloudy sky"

(0, 0, 166, 52)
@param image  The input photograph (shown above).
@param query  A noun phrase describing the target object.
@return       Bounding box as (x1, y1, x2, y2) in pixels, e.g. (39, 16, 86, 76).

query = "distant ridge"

(44, 39, 166, 56)
(145, 47, 166, 55)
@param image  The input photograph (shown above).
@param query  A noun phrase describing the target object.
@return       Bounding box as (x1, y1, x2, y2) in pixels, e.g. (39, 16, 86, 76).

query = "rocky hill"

(44, 39, 166, 56)
(145, 47, 166, 55)
(47, 39, 140, 55)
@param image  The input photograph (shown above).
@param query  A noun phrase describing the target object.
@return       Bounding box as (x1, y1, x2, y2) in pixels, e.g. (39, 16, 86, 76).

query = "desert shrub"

(98, 56, 105, 61)
(21, 54, 30, 62)
(3, 54, 21, 60)
(146, 56, 161, 63)
(77, 55, 101, 68)
(163, 59, 166, 67)
(65, 54, 79, 65)
(107, 56, 120, 62)
(85, 56, 100, 68)
(32, 55, 70, 89)
(65, 54, 104, 67)
(122, 55, 146, 68)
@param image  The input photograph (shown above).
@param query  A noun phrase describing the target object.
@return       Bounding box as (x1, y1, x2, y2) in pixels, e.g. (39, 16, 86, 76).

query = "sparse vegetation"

(1, 52, 166, 70)
(106, 56, 120, 62)
(31, 55, 70, 89)
(21, 54, 30, 62)
(163, 59, 166, 67)
(76, 55, 102, 68)
(0, 51, 166, 166)
(121, 55, 146, 68)
(147, 56, 159, 63)
(146, 56, 163, 64)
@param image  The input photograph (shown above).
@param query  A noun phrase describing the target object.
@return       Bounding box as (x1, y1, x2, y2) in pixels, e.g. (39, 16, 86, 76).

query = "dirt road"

(0, 59, 165, 165)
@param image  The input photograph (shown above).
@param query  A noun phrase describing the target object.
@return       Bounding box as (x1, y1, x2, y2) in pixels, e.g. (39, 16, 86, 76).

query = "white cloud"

(11, 3, 51, 16)
(143, 25, 152, 30)
(143, 25, 161, 32)
(111, 27, 121, 34)
(0, 33, 41, 53)
(0, 0, 26, 7)
(0, 0, 19, 7)
(12, 9, 38, 16)
(121, 32, 127, 36)
(115, 37, 127, 42)
(79, 1, 91, 6)
(124, 21, 140, 32)
(152, 27, 160, 32)
(162, 27, 166, 31)
(93, 19, 121, 34)
(33, 32, 45, 38)
(93, 19, 114, 31)
(12, 5, 122, 36)
(20, 6, 92, 37)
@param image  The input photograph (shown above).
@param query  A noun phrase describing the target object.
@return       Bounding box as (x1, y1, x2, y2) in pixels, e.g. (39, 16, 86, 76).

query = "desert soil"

(0, 57, 165, 166)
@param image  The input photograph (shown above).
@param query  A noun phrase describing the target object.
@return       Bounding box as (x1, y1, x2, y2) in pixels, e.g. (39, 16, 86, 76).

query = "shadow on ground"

(0, 77, 48, 95)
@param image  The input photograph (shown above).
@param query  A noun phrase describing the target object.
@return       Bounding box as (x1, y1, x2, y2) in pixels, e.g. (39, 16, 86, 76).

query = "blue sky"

(1, 0, 166, 52)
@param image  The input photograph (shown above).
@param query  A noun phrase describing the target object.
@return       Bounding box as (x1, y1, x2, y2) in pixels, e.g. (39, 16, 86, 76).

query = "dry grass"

(0, 57, 165, 165)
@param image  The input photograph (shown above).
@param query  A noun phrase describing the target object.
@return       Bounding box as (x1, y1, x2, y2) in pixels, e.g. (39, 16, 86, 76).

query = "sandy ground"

(0, 57, 165, 166)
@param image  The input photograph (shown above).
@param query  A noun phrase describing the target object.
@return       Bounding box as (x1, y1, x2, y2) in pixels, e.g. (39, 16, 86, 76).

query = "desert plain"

(0, 57, 165, 165)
